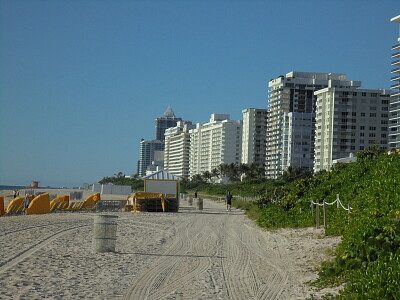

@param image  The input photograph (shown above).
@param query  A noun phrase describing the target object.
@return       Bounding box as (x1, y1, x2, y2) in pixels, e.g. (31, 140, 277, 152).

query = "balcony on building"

(393, 51, 400, 58)
(392, 44, 400, 51)
(391, 82, 400, 89)
(391, 75, 400, 81)
(391, 67, 400, 73)
(392, 59, 400, 66)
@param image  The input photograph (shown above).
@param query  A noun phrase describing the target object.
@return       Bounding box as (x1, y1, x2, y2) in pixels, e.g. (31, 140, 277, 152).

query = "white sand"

(0, 194, 341, 299)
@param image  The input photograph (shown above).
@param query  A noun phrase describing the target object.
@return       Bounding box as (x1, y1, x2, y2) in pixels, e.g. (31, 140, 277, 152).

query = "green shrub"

(337, 254, 400, 299)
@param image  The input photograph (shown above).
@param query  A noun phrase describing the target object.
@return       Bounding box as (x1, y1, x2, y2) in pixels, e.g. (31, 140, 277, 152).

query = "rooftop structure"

(155, 106, 182, 141)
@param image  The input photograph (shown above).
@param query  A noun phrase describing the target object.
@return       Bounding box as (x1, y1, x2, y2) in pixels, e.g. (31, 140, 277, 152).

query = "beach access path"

(0, 197, 341, 299)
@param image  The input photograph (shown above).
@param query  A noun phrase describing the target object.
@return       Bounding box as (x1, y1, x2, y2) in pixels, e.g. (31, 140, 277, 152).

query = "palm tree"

(211, 168, 220, 181)
(201, 171, 212, 183)
(238, 163, 250, 180)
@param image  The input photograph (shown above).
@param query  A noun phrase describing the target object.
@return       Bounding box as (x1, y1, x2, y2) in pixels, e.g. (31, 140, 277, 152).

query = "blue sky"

(0, 0, 399, 187)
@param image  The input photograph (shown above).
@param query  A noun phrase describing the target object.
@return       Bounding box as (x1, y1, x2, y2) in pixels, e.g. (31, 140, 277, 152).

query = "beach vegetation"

(189, 148, 400, 298)
(98, 172, 144, 190)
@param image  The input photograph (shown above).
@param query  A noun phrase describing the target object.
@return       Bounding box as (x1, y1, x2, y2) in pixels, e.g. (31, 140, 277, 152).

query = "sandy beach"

(0, 192, 342, 299)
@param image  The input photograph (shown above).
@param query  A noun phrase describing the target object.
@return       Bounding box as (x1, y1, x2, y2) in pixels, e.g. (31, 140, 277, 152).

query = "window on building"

(360, 146, 365, 150)
(369, 126, 376, 130)
(381, 134, 387, 138)
(360, 126, 365, 130)
(361, 112, 366, 116)
(382, 100, 389, 104)
(362, 92, 367, 97)
(360, 133, 364, 137)
(381, 113, 388, 118)
(370, 106, 377, 110)
(353, 92, 358, 96)
(352, 112, 357, 116)
(370, 113, 377, 117)
(369, 133, 376, 137)
(381, 127, 387, 131)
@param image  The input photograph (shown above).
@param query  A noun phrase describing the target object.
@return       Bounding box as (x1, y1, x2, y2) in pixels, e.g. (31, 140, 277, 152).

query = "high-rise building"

(314, 85, 390, 172)
(281, 112, 314, 171)
(137, 139, 164, 177)
(266, 71, 361, 178)
(164, 121, 196, 179)
(241, 108, 268, 168)
(390, 15, 400, 149)
(155, 106, 182, 141)
(189, 114, 242, 181)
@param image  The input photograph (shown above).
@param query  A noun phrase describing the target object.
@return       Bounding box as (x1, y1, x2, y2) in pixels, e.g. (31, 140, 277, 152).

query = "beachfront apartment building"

(189, 114, 242, 182)
(155, 106, 182, 141)
(164, 121, 196, 179)
(241, 108, 268, 169)
(281, 112, 315, 171)
(390, 15, 400, 149)
(314, 85, 391, 172)
(137, 139, 165, 177)
(266, 71, 361, 178)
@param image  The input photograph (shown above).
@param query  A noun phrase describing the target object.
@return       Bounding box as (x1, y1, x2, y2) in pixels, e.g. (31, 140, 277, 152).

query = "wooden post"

(0, 196, 4, 217)
(347, 203, 351, 223)
(316, 200, 320, 229)
(311, 199, 314, 216)
(323, 200, 327, 229)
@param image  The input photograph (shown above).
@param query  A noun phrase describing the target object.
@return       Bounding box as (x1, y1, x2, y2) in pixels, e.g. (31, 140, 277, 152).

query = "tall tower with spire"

(155, 106, 182, 141)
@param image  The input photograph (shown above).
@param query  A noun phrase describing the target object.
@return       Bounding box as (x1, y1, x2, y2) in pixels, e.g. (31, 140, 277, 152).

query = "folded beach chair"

(72, 201, 85, 211)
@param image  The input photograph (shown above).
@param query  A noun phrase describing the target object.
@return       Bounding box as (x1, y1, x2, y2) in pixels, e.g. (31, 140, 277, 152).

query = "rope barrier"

(310, 195, 352, 211)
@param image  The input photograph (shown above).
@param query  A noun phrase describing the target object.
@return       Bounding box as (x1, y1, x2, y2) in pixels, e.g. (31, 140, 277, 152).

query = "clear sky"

(0, 0, 399, 187)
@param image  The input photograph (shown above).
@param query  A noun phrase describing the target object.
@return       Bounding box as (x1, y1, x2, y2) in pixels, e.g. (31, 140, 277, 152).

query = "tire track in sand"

(0, 225, 89, 274)
(124, 200, 291, 300)
(123, 219, 199, 299)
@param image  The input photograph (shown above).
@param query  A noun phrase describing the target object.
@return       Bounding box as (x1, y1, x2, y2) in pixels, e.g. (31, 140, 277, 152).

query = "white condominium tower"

(189, 114, 242, 181)
(164, 121, 196, 179)
(390, 15, 400, 149)
(241, 108, 268, 168)
(314, 85, 390, 172)
(281, 112, 314, 171)
(266, 71, 361, 178)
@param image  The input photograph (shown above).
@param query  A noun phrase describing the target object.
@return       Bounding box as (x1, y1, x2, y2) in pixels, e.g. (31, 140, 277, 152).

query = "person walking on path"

(12, 190, 16, 198)
(194, 191, 198, 198)
(226, 192, 232, 211)
(24, 194, 31, 215)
